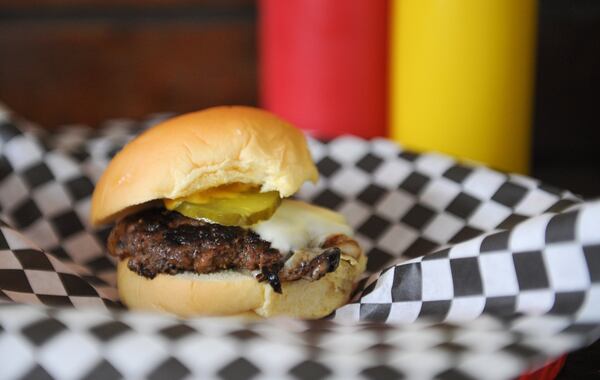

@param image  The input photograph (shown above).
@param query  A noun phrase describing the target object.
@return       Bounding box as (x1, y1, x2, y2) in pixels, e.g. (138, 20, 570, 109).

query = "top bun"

(91, 106, 319, 226)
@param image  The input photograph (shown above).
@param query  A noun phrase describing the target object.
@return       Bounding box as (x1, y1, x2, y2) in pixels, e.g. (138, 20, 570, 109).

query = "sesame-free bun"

(91, 106, 319, 226)
(117, 253, 366, 319)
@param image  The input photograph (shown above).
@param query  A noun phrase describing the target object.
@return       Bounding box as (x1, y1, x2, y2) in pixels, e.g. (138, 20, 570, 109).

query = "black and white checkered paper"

(1, 103, 599, 379)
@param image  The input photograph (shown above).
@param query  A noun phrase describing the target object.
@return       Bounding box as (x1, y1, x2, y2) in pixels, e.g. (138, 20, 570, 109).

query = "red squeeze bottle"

(259, 0, 388, 139)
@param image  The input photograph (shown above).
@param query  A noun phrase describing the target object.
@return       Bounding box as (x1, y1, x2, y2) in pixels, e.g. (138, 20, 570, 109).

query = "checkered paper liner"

(1, 103, 599, 379)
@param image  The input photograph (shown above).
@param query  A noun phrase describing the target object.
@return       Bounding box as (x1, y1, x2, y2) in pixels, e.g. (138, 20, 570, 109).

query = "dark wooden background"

(0, 0, 599, 200)
(0, 0, 257, 128)
(532, 0, 600, 201)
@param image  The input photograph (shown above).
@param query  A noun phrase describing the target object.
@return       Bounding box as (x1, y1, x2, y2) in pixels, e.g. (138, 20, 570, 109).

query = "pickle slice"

(165, 190, 281, 226)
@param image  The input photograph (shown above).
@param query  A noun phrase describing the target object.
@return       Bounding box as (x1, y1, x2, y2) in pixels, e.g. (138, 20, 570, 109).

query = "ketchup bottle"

(259, 0, 388, 139)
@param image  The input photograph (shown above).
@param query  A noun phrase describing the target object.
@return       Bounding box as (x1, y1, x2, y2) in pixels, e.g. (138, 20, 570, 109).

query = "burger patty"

(107, 208, 342, 292)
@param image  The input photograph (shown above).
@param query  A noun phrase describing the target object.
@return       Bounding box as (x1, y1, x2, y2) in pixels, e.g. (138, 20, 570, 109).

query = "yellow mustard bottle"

(390, 0, 537, 174)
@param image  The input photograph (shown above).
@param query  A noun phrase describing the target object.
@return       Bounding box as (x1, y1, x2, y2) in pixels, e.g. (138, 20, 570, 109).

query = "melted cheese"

(250, 199, 352, 252)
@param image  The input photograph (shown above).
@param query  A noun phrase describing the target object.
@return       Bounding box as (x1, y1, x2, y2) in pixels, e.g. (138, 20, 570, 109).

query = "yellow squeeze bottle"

(390, 0, 537, 174)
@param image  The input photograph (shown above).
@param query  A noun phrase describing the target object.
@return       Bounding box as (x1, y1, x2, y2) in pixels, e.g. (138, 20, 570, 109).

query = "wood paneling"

(530, 0, 600, 197)
(532, 0, 600, 163)
(0, 2, 257, 128)
(0, 0, 253, 10)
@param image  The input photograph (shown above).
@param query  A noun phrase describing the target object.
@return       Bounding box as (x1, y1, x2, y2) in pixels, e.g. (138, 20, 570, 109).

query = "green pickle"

(165, 189, 281, 226)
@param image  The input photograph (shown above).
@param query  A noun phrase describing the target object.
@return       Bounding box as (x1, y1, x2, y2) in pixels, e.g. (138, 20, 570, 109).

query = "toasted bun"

(117, 253, 366, 319)
(91, 106, 319, 226)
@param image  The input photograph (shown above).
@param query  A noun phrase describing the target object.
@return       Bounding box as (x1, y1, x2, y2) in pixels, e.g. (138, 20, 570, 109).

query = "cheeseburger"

(91, 106, 366, 319)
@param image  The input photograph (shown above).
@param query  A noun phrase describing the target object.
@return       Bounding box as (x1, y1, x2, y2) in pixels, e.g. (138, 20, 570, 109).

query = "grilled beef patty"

(107, 208, 341, 292)
(108, 208, 282, 278)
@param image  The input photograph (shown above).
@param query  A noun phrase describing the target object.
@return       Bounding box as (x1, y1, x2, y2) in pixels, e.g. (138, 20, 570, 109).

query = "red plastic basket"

(517, 355, 566, 380)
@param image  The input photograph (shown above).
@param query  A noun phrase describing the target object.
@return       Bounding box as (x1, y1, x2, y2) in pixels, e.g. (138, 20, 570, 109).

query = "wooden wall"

(531, 0, 600, 197)
(0, 1, 257, 128)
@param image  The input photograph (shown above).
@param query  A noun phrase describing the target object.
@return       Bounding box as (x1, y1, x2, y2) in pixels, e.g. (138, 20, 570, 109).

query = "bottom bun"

(118, 254, 366, 319)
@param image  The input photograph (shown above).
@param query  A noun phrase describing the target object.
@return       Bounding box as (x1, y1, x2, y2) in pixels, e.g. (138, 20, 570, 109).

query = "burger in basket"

(91, 106, 366, 319)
